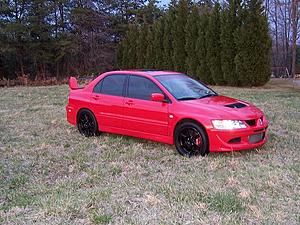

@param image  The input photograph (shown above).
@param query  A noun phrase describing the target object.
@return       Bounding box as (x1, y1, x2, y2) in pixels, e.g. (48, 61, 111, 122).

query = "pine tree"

(116, 40, 124, 69)
(173, 0, 189, 73)
(127, 24, 138, 68)
(145, 26, 155, 68)
(136, 24, 148, 68)
(235, 0, 271, 86)
(196, 8, 213, 84)
(28, 0, 53, 79)
(162, 3, 176, 70)
(185, 4, 200, 77)
(206, 2, 224, 85)
(121, 36, 130, 69)
(220, 0, 241, 86)
(153, 19, 164, 69)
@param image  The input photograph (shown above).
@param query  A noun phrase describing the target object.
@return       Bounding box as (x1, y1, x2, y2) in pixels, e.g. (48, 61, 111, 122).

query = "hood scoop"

(225, 102, 247, 109)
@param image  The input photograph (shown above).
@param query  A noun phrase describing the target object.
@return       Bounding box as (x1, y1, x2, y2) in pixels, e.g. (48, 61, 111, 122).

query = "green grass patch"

(207, 192, 245, 214)
(91, 213, 112, 224)
(1, 191, 35, 211)
(110, 165, 122, 176)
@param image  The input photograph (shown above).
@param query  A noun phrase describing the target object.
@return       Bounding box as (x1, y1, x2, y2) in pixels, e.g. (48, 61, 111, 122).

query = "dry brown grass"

(0, 83, 299, 224)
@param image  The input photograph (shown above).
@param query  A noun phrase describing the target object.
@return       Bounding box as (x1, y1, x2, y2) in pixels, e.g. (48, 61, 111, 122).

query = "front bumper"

(208, 123, 268, 152)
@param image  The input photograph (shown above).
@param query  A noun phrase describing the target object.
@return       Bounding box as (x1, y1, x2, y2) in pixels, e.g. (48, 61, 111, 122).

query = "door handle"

(92, 95, 100, 100)
(125, 100, 134, 105)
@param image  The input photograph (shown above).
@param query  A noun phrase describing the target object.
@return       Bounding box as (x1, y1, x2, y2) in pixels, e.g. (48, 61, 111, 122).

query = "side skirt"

(99, 125, 173, 145)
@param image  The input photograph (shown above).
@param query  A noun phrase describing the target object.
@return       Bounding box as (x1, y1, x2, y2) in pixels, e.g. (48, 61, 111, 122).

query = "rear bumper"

(66, 105, 76, 125)
(208, 124, 268, 152)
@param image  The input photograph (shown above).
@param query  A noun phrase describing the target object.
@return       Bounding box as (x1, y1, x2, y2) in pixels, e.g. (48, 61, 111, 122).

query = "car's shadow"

(70, 125, 272, 159)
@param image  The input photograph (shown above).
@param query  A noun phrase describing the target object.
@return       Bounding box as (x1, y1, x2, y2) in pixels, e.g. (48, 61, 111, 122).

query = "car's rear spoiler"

(69, 76, 96, 90)
(69, 77, 80, 90)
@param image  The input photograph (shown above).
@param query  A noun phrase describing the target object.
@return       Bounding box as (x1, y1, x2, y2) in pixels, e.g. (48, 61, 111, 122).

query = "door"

(123, 75, 169, 136)
(90, 74, 127, 129)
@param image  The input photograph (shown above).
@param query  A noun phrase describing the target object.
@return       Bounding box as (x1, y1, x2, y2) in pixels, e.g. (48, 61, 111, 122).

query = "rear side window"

(94, 75, 126, 96)
(128, 76, 163, 100)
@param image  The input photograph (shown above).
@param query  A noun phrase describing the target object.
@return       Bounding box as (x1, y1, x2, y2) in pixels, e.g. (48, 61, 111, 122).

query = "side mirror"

(151, 93, 165, 102)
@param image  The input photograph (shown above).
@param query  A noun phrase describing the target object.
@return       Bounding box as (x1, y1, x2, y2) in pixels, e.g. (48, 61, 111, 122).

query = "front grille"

(245, 119, 256, 126)
(249, 132, 265, 144)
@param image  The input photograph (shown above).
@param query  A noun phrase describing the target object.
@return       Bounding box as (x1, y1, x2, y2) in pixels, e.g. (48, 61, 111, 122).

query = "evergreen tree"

(185, 4, 200, 77)
(221, 0, 241, 86)
(153, 19, 164, 69)
(127, 24, 138, 68)
(138, 0, 163, 25)
(206, 2, 224, 85)
(28, 0, 53, 79)
(145, 26, 155, 68)
(196, 8, 213, 84)
(121, 36, 130, 69)
(116, 40, 125, 69)
(136, 24, 148, 68)
(0, 0, 30, 79)
(162, 3, 176, 70)
(235, 0, 271, 86)
(173, 0, 189, 72)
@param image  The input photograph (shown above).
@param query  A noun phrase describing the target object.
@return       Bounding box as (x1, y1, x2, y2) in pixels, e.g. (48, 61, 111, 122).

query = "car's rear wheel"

(174, 122, 209, 157)
(77, 109, 99, 137)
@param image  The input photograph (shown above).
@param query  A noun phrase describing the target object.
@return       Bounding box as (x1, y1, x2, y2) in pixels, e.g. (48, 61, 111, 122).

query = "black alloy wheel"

(174, 122, 209, 157)
(77, 109, 99, 137)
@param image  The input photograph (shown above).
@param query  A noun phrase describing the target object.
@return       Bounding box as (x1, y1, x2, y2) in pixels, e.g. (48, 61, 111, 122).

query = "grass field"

(0, 83, 299, 224)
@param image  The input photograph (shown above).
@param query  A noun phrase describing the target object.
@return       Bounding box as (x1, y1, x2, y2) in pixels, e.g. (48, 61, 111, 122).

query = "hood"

(181, 95, 263, 120)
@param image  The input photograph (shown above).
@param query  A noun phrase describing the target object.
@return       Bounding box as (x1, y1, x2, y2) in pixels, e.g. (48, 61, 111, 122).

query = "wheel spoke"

(179, 133, 187, 138)
(177, 127, 203, 156)
(78, 112, 96, 137)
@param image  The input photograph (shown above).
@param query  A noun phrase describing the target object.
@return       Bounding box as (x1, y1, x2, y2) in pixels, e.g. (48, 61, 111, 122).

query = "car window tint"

(93, 80, 103, 93)
(128, 76, 162, 100)
(99, 75, 126, 96)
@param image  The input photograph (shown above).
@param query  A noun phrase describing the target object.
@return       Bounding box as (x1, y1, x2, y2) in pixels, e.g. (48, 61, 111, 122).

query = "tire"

(77, 109, 100, 137)
(174, 122, 209, 157)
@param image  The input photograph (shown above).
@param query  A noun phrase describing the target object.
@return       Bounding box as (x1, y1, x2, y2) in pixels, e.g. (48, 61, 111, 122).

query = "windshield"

(155, 74, 217, 101)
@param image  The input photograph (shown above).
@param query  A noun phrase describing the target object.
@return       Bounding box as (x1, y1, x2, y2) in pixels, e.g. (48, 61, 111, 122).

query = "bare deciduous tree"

(291, 0, 299, 77)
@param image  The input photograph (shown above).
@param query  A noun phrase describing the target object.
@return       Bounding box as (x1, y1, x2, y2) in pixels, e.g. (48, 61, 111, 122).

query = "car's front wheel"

(174, 122, 209, 157)
(77, 109, 99, 137)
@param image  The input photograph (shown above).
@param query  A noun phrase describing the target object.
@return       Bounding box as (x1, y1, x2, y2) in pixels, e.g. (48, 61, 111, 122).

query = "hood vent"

(225, 102, 247, 109)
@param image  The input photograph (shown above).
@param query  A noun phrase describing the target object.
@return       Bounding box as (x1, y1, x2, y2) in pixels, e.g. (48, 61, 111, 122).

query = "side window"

(94, 75, 126, 96)
(93, 80, 103, 93)
(128, 76, 163, 100)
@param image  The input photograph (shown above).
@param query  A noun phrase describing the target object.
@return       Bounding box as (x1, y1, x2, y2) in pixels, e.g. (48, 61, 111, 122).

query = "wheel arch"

(173, 118, 209, 147)
(76, 107, 96, 124)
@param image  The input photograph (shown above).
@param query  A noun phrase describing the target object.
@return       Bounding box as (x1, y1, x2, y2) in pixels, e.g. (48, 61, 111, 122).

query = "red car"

(66, 70, 268, 156)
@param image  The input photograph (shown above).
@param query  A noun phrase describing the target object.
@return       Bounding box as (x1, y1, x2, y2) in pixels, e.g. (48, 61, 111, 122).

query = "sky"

(158, 0, 171, 7)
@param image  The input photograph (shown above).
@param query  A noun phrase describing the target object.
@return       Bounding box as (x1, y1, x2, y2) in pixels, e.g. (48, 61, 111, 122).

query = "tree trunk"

(275, 0, 279, 67)
(283, 0, 289, 69)
(291, 0, 298, 78)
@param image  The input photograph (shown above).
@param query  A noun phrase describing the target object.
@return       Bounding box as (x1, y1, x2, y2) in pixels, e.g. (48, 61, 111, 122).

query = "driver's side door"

(123, 75, 169, 136)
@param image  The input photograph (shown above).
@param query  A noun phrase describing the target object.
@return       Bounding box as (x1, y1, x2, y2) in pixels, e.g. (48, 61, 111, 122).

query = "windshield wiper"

(198, 93, 218, 99)
(177, 97, 198, 101)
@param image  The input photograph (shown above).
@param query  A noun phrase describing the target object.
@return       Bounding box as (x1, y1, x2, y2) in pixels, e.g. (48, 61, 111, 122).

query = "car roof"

(107, 70, 184, 76)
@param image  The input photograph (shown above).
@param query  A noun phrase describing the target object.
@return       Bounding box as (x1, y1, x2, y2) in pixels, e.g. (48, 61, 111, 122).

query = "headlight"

(212, 120, 246, 130)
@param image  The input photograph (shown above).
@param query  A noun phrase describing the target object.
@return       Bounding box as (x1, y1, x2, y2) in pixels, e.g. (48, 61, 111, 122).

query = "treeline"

(118, 0, 272, 86)
(0, 0, 162, 81)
